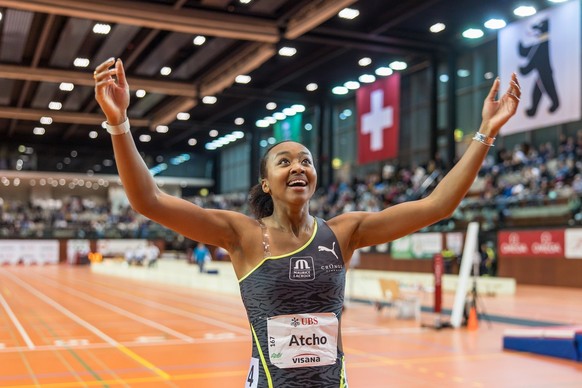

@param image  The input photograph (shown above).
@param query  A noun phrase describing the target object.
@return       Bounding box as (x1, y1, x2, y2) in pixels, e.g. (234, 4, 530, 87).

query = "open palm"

(94, 58, 130, 124)
(481, 73, 521, 134)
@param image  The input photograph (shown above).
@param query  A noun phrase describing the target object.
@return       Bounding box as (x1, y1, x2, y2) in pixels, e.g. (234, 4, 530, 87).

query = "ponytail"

(248, 183, 273, 219)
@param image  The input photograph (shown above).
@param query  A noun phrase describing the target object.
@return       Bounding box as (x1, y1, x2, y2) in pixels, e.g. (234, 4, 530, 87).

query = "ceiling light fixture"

(389, 61, 407, 70)
(48, 101, 62, 110)
(375, 67, 393, 76)
(462, 28, 484, 39)
(235, 74, 251, 84)
(193, 35, 206, 45)
(338, 8, 360, 20)
(358, 57, 372, 66)
(513, 5, 537, 17)
(93, 23, 111, 34)
(136, 89, 146, 98)
(202, 96, 217, 104)
(332, 86, 349, 95)
(291, 104, 306, 112)
(256, 119, 269, 128)
(306, 83, 318, 91)
(358, 74, 376, 83)
(59, 82, 74, 91)
(344, 81, 360, 90)
(73, 58, 90, 68)
(430, 23, 446, 33)
(484, 18, 506, 29)
(278, 47, 297, 57)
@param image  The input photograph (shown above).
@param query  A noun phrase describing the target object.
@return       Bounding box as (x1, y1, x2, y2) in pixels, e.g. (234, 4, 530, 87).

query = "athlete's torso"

(239, 217, 348, 388)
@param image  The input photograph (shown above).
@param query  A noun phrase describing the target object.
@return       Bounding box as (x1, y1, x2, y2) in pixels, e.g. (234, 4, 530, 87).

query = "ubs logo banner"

(289, 257, 315, 281)
(498, 0, 581, 134)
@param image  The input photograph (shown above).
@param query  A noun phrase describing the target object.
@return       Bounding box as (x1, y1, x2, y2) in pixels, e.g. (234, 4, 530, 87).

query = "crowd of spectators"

(1, 133, 582, 241)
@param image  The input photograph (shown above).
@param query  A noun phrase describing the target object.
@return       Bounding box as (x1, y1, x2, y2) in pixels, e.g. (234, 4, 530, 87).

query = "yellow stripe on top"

(251, 324, 273, 388)
(238, 218, 318, 283)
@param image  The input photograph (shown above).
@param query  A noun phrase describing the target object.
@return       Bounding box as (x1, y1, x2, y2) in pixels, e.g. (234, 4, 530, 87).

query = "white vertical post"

(450, 222, 479, 328)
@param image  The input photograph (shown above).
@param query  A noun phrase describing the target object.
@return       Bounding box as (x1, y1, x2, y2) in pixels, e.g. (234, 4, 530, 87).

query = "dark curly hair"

(248, 140, 293, 219)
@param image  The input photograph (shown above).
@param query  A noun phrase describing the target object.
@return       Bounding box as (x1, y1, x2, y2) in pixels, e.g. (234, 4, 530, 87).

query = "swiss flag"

(357, 74, 400, 164)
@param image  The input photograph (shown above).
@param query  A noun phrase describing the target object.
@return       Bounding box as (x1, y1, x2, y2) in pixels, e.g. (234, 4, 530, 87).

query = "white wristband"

(472, 132, 495, 147)
(104, 118, 130, 135)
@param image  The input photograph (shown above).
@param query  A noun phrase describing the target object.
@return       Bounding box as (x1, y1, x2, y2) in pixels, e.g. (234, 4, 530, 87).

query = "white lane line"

(38, 276, 195, 343)
(3, 271, 170, 379)
(0, 334, 250, 354)
(4, 271, 118, 347)
(62, 274, 247, 321)
(62, 276, 249, 335)
(0, 292, 35, 349)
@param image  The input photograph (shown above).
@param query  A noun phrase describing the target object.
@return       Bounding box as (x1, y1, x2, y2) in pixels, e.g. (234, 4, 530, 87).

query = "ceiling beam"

(0, 0, 280, 42)
(284, 0, 357, 39)
(0, 107, 149, 127)
(10, 14, 57, 136)
(199, 43, 276, 97)
(0, 65, 197, 97)
(149, 97, 198, 131)
(150, 42, 275, 130)
(302, 27, 447, 54)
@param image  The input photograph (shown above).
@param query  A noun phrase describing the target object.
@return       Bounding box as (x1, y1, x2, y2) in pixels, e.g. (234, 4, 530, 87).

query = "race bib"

(267, 312, 338, 369)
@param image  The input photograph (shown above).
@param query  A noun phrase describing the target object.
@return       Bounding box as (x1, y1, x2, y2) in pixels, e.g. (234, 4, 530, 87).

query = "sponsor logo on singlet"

(292, 354, 321, 364)
(289, 256, 315, 281)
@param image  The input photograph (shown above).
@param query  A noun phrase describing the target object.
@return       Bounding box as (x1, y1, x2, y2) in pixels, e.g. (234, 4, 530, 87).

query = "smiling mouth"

(287, 179, 307, 187)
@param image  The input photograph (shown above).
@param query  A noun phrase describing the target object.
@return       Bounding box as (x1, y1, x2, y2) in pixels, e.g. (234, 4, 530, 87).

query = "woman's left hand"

(480, 72, 521, 136)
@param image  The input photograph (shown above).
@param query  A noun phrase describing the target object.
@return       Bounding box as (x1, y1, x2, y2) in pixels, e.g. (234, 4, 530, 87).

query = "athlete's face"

(262, 142, 317, 204)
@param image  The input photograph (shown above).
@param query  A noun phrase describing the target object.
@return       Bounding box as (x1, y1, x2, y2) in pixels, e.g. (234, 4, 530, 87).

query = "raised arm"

(335, 73, 521, 250)
(93, 58, 248, 250)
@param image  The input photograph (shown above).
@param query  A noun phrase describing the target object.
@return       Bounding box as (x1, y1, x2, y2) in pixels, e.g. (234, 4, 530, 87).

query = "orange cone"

(467, 306, 479, 331)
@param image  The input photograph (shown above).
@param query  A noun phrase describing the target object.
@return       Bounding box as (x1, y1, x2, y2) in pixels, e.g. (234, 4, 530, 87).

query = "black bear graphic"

(518, 19, 560, 116)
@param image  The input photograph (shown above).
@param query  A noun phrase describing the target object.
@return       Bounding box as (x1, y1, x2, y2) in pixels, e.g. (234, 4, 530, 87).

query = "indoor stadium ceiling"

(0, 0, 556, 175)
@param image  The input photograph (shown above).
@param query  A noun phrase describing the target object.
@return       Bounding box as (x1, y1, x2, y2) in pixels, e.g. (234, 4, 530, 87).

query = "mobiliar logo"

(498, 230, 565, 258)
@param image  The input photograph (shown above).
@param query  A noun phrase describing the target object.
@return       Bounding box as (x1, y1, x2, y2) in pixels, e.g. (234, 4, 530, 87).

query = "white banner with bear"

(498, 0, 581, 134)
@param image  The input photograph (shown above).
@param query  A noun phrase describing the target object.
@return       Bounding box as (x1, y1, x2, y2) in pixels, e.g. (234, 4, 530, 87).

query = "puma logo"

(318, 242, 338, 260)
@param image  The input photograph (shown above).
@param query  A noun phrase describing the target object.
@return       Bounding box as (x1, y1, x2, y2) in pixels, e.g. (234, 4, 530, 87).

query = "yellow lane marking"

(116, 344, 170, 380)
(1, 369, 246, 388)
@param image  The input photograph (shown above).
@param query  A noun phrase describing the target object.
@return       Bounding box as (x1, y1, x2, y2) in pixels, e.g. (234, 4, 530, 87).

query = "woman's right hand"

(94, 57, 130, 125)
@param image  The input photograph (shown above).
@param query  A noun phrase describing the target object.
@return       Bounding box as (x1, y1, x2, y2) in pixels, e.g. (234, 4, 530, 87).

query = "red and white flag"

(357, 74, 400, 164)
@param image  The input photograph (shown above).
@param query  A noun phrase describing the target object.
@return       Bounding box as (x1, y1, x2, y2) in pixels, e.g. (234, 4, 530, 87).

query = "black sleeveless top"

(238, 217, 348, 388)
